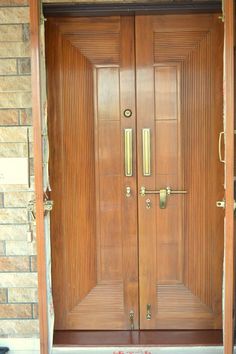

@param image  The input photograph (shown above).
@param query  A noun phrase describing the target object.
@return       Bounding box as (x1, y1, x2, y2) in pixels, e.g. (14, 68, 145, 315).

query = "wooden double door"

(46, 13, 224, 331)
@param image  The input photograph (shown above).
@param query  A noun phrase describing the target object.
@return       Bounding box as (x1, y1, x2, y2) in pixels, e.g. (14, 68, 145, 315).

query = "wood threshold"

(43, 1, 221, 17)
(53, 330, 223, 347)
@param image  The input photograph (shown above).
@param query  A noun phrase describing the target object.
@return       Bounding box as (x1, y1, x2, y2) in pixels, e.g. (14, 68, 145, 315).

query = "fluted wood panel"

(154, 31, 208, 62)
(46, 16, 138, 330)
(66, 33, 120, 65)
(183, 30, 214, 308)
(69, 281, 125, 329)
(47, 21, 97, 327)
(61, 37, 97, 310)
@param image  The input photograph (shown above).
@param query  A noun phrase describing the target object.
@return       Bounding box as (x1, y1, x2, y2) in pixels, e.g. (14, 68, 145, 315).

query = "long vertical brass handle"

(142, 128, 151, 176)
(124, 128, 133, 177)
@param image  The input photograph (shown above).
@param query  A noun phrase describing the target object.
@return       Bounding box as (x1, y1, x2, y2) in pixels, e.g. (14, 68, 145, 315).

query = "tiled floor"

(53, 347, 225, 354)
(8, 347, 226, 354)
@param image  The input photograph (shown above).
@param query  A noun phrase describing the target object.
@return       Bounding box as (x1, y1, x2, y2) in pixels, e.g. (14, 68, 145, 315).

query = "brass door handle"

(142, 128, 151, 176)
(218, 131, 225, 163)
(124, 128, 133, 177)
(140, 186, 187, 209)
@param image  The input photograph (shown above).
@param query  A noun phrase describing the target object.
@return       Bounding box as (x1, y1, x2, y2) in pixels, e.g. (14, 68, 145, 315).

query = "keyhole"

(146, 198, 151, 209)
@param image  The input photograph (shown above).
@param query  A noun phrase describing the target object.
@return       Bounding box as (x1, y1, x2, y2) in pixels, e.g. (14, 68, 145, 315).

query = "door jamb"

(29, 1, 49, 354)
(223, 0, 235, 353)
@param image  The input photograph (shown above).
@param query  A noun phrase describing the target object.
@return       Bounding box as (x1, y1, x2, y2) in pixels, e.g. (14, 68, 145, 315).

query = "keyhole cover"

(124, 109, 132, 118)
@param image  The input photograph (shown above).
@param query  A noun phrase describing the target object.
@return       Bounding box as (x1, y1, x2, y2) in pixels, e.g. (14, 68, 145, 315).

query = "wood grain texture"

(46, 16, 138, 330)
(181, 17, 224, 327)
(47, 12, 224, 333)
(136, 14, 224, 330)
(223, 0, 235, 353)
(29, 2, 49, 354)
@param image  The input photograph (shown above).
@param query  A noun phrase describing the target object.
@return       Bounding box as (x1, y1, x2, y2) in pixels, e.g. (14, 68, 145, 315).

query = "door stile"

(136, 13, 224, 330)
(119, 16, 139, 329)
(136, 15, 157, 329)
(223, 0, 235, 353)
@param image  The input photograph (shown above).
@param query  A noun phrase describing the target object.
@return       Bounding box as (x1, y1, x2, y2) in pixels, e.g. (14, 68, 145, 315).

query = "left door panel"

(46, 16, 138, 330)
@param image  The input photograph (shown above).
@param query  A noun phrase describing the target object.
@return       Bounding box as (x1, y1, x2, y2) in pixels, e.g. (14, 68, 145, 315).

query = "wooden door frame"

(29, 1, 233, 353)
(29, 1, 49, 353)
(43, 1, 221, 16)
(223, 0, 235, 353)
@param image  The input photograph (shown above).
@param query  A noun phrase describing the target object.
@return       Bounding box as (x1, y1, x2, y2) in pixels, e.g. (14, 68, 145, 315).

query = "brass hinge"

(216, 200, 236, 211)
(218, 0, 224, 22)
(40, 14, 47, 25)
(27, 199, 53, 221)
(218, 14, 224, 22)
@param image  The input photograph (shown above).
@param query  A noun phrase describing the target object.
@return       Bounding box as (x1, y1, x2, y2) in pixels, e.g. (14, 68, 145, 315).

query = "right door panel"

(136, 14, 224, 329)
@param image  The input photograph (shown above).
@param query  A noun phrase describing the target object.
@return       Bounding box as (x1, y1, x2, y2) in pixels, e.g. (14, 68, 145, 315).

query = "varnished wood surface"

(223, 1, 235, 353)
(136, 14, 224, 329)
(47, 13, 224, 333)
(53, 330, 223, 346)
(29, 2, 49, 354)
(46, 16, 138, 330)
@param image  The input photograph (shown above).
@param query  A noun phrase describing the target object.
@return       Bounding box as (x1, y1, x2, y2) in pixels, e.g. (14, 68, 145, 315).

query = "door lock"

(125, 186, 131, 198)
(123, 109, 132, 118)
(140, 186, 187, 209)
(146, 198, 152, 209)
(146, 304, 151, 320)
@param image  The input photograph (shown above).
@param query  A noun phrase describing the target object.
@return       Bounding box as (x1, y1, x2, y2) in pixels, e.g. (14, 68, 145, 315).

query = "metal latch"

(129, 310, 134, 330)
(216, 200, 236, 211)
(146, 304, 151, 320)
(27, 199, 53, 221)
(26, 198, 53, 243)
(216, 200, 226, 209)
(140, 186, 187, 209)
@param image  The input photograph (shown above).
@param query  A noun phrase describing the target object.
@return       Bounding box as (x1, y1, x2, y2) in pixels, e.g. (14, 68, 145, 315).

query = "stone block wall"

(0, 0, 39, 339)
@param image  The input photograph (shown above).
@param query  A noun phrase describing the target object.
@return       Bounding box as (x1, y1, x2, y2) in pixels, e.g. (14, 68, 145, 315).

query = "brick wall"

(0, 0, 39, 339)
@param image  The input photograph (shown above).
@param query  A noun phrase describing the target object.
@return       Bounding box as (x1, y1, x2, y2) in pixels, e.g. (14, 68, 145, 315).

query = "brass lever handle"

(140, 186, 187, 209)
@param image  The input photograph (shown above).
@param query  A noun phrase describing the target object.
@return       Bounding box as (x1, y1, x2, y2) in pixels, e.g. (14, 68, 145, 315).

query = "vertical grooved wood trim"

(29, 1, 49, 354)
(224, 0, 235, 353)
